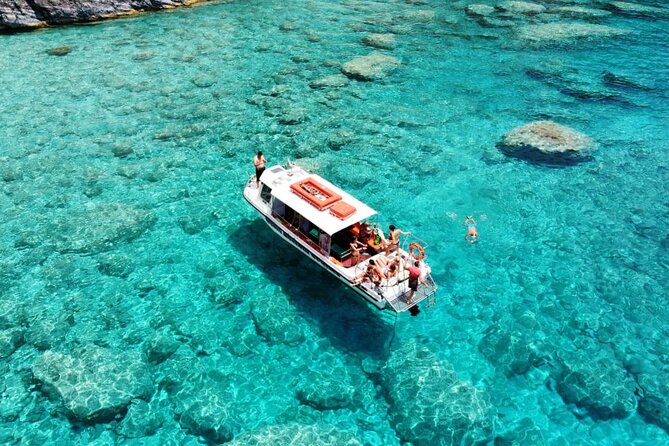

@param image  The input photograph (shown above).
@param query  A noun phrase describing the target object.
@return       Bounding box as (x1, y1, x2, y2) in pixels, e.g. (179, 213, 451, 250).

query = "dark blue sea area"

(0, 0, 668, 444)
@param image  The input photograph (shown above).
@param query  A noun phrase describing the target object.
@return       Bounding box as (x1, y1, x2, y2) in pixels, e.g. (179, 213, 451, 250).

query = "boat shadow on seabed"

(229, 219, 398, 360)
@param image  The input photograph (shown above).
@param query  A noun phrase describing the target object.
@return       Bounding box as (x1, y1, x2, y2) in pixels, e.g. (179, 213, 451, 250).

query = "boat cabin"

(257, 165, 381, 267)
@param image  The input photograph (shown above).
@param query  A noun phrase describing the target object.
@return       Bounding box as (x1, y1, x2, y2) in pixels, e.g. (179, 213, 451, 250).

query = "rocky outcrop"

(341, 53, 400, 81)
(250, 292, 305, 346)
(554, 350, 637, 420)
(0, 0, 197, 30)
(499, 121, 595, 164)
(496, 1, 546, 15)
(32, 346, 153, 423)
(362, 33, 396, 50)
(379, 341, 494, 446)
(516, 22, 629, 44)
(501, 121, 593, 153)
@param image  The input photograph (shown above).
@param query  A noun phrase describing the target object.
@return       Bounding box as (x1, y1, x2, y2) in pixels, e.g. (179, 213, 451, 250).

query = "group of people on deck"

(252, 153, 477, 306)
(350, 223, 428, 304)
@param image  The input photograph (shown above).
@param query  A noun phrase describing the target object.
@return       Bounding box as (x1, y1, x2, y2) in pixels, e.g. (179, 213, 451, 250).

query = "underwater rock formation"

(309, 74, 350, 89)
(379, 341, 494, 445)
(32, 346, 153, 422)
(499, 120, 594, 164)
(496, 1, 546, 16)
(0, 0, 196, 30)
(48, 202, 156, 255)
(637, 371, 669, 434)
(362, 33, 396, 50)
(479, 323, 546, 377)
(227, 422, 363, 446)
(516, 22, 629, 44)
(341, 53, 400, 81)
(605, 1, 669, 18)
(250, 292, 305, 345)
(554, 349, 637, 420)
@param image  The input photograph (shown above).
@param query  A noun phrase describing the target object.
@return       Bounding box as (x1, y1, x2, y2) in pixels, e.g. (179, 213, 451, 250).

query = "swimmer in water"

(464, 215, 478, 244)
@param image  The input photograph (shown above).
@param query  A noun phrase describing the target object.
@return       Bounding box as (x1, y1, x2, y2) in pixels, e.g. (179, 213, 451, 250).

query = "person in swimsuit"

(349, 236, 366, 266)
(384, 224, 409, 255)
(464, 215, 478, 244)
(253, 151, 267, 187)
(361, 259, 383, 286)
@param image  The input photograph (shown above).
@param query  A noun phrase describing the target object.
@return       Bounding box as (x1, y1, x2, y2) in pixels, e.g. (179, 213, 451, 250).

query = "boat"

(243, 163, 438, 314)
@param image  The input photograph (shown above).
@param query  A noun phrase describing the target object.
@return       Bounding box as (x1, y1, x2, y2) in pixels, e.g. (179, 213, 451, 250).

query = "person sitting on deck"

(356, 259, 383, 286)
(349, 237, 366, 266)
(359, 222, 372, 243)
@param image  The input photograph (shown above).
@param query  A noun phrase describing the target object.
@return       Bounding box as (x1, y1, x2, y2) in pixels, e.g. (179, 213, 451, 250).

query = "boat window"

(260, 184, 272, 203)
(272, 199, 286, 217)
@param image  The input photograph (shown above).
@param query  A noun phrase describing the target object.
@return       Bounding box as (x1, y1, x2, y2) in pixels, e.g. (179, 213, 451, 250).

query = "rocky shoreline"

(0, 0, 203, 31)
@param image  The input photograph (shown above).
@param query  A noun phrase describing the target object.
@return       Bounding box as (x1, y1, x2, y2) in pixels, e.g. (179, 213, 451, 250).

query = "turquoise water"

(1, 0, 668, 444)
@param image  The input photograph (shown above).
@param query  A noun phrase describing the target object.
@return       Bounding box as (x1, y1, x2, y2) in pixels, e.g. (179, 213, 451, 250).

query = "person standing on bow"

(253, 151, 267, 187)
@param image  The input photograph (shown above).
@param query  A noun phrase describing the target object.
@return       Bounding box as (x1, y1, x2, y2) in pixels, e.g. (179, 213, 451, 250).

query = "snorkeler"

(464, 215, 478, 244)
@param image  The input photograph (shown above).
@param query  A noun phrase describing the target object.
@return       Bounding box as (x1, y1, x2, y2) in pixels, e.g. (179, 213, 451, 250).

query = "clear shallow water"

(1, 0, 668, 444)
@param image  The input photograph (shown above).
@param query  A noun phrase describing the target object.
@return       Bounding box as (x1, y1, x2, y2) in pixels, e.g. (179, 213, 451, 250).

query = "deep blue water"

(1, 0, 668, 444)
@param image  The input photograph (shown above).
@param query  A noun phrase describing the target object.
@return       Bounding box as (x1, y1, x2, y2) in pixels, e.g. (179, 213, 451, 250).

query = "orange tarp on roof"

(290, 178, 342, 211)
(330, 201, 356, 220)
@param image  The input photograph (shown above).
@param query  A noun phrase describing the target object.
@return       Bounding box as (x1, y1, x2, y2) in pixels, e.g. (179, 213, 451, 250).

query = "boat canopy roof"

(262, 165, 377, 235)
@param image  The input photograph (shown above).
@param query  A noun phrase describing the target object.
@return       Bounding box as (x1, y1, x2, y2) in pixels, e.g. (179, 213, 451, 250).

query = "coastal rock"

(227, 423, 362, 446)
(49, 203, 156, 254)
(516, 22, 629, 44)
(250, 293, 304, 346)
(637, 371, 669, 433)
(499, 121, 594, 161)
(341, 53, 400, 81)
(32, 346, 153, 422)
(309, 74, 350, 89)
(0, 0, 194, 30)
(605, 2, 669, 18)
(555, 350, 637, 419)
(380, 341, 493, 445)
(496, 1, 546, 15)
(0, 0, 43, 28)
(362, 33, 396, 50)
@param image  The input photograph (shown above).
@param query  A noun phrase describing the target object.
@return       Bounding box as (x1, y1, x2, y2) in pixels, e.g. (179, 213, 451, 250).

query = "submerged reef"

(498, 120, 595, 165)
(379, 340, 494, 445)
